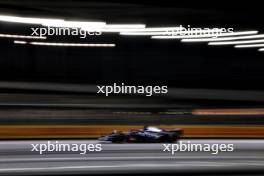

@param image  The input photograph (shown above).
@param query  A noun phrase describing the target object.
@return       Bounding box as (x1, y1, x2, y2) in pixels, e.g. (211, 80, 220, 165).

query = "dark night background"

(0, 0, 263, 90)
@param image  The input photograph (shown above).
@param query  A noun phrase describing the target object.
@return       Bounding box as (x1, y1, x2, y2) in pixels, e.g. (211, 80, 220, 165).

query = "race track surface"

(0, 140, 263, 175)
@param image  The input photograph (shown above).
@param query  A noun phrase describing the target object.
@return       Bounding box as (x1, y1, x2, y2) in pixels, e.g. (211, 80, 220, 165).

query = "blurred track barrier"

(192, 108, 264, 116)
(0, 125, 264, 139)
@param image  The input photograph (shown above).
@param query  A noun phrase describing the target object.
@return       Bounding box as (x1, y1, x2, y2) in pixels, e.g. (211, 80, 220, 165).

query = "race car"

(98, 126, 183, 143)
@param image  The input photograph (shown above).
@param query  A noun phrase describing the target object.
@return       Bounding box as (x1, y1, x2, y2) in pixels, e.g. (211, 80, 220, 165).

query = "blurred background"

(0, 0, 263, 139)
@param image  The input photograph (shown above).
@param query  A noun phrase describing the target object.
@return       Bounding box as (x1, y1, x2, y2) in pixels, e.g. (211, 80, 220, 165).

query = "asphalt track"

(0, 140, 264, 175)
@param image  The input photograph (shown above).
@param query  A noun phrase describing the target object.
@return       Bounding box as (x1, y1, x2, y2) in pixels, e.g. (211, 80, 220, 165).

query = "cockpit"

(144, 126, 162, 132)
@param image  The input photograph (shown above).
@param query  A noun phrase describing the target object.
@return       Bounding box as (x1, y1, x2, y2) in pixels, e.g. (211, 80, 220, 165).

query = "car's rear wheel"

(111, 135, 126, 143)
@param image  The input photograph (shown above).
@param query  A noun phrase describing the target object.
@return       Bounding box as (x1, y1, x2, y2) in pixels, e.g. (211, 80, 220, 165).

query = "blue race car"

(98, 126, 183, 143)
